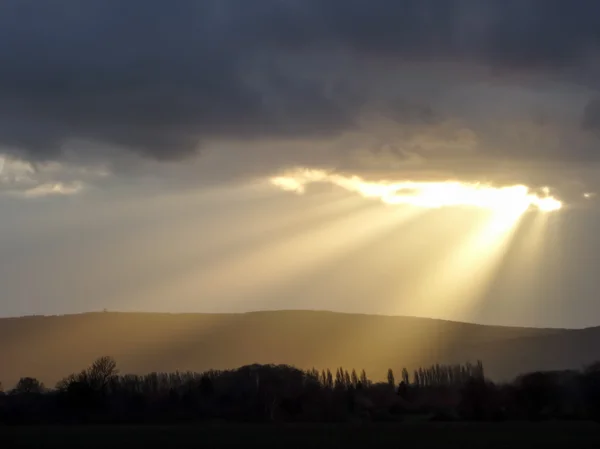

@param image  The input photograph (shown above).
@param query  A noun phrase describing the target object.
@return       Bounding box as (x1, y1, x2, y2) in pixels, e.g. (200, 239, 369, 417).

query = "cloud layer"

(1, 0, 600, 189)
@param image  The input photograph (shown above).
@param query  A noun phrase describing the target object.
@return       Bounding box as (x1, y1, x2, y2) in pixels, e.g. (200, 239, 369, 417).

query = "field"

(2, 422, 600, 448)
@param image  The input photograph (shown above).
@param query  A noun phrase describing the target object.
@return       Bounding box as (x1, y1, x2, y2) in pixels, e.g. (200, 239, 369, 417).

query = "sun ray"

(409, 208, 524, 321)
(266, 167, 564, 364)
(152, 203, 424, 311)
(474, 210, 555, 325)
(85, 168, 565, 365)
(250, 204, 432, 312)
(106, 192, 375, 310)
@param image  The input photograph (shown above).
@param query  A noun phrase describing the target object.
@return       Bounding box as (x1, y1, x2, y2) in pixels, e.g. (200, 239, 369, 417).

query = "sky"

(1, 0, 600, 328)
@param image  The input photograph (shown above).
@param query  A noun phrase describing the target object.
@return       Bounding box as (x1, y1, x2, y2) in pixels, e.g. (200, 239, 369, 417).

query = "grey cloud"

(0, 153, 109, 198)
(0, 0, 599, 167)
(583, 97, 600, 133)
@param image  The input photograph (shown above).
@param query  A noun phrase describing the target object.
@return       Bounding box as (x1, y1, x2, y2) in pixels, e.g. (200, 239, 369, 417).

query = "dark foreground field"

(2, 422, 600, 449)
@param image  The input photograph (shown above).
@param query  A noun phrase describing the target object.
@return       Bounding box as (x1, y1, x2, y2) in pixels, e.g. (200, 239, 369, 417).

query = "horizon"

(0, 308, 583, 330)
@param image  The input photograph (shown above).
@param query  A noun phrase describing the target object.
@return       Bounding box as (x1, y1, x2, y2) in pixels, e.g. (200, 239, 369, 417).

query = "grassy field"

(2, 422, 600, 448)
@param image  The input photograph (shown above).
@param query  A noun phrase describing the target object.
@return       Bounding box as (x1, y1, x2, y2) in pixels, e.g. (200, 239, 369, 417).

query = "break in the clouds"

(1, 0, 600, 191)
(0, 154, 109, 197)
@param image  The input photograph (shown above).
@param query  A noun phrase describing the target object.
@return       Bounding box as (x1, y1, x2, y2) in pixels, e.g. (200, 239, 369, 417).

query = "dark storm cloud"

(1, 0, 599, 164)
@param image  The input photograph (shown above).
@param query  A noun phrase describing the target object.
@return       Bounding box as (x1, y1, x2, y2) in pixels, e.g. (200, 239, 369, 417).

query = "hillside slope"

(1, 310, 593, 388)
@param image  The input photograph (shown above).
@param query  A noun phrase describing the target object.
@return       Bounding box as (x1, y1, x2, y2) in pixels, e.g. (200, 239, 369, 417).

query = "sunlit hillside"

(3, 310, 595, 389)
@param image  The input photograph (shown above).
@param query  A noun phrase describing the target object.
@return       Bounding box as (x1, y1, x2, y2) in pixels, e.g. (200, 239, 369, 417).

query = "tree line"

(2, 357, 600, 424)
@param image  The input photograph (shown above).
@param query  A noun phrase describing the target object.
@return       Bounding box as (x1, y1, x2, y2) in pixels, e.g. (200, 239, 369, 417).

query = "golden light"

(93, 167, 564, 361)
(269, 168, 562, 215)
(269, 167, 564, 324)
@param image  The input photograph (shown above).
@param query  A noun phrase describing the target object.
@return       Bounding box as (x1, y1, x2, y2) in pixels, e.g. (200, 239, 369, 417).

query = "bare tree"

(87, 356, 119, 391)
(55, 373, 78, 392)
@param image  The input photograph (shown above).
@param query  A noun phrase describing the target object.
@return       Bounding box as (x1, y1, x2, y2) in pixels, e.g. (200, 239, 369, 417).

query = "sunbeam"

(475, 210, 557, 325)
(131, 202, 422, 312)
(394, 203, 527, 322)
(268, 166, 563, 324)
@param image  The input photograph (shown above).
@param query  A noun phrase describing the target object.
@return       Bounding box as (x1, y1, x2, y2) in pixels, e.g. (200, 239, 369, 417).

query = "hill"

(1, 310, 596, 388)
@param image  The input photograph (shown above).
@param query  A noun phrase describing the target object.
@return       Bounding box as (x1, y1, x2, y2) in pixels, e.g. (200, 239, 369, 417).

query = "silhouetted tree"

(360, 369, 368, 387)
(582, 362, 600, 420)
(344, 370, 352, 388)
(87, 356, 119, 392)
(9, 358, 600, 425)
(12, 377, 45, 394)
(200, 374, 214, 397)
(387, 369, 395, 389)
(320, 370, 327, 386)
(459, 378, 497, 420)
(413, 370, 421, 387)
(334, 368, 344, 390)
(397, 381, 408, 399)
(515, 371, 559, 420)
(401, 368, 409, 385)
(325, 369, 333, 389)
